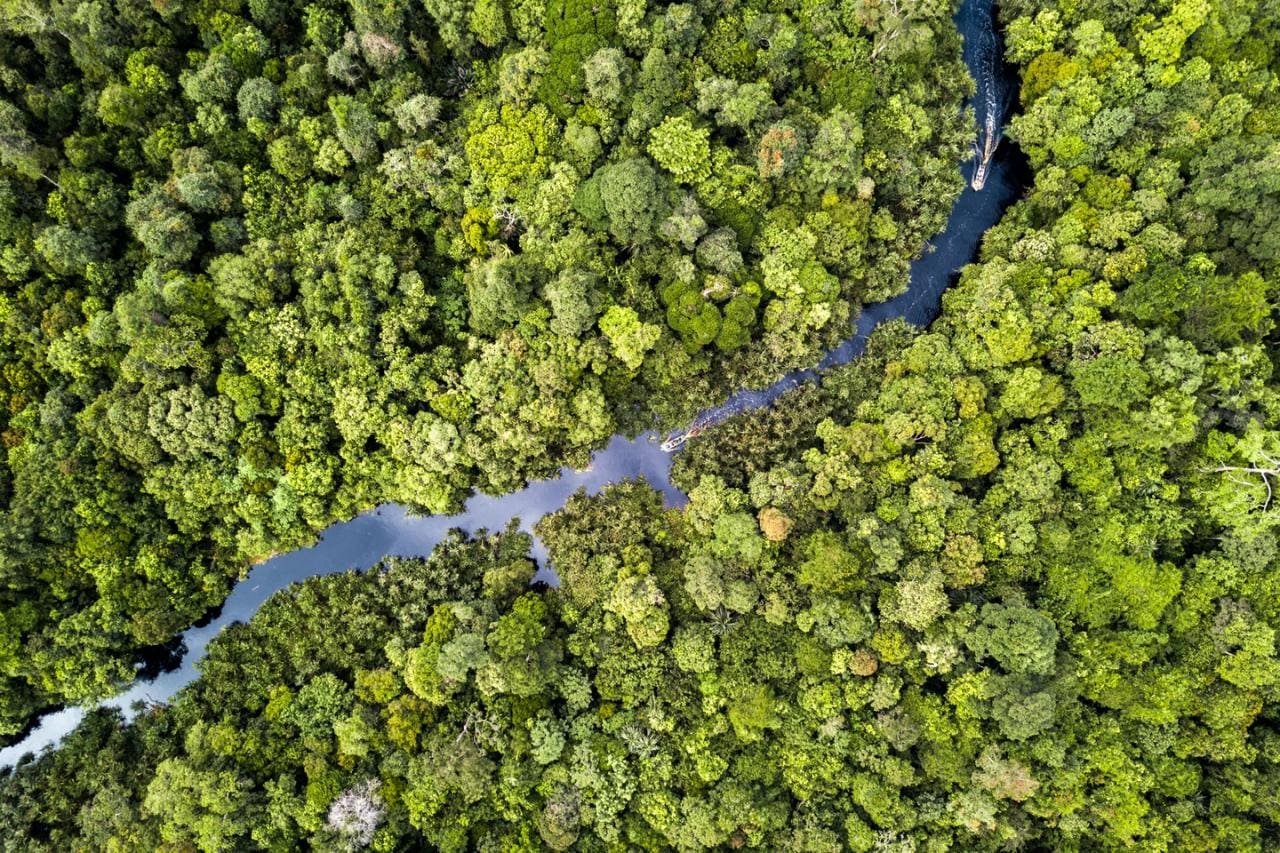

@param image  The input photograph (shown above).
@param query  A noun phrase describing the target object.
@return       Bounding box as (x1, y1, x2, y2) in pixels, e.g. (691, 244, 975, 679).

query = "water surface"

(0, 0, 1024, 769)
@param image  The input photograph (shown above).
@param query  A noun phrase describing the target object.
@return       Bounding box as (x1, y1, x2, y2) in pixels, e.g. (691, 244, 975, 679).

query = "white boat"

(660, 425, 703, 452)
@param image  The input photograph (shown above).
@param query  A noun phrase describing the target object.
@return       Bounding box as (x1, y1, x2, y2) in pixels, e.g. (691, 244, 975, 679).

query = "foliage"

(8, 0, 1280, 850)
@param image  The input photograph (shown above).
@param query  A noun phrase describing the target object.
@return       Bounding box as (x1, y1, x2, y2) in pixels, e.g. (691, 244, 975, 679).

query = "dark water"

(0, 0, 1025, 769)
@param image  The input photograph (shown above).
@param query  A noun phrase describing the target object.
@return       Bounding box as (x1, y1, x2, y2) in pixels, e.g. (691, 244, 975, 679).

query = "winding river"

(0, 0, 1027, 769)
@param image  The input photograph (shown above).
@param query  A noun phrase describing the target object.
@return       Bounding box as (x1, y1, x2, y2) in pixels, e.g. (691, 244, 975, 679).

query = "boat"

(661, 424, 704, 452)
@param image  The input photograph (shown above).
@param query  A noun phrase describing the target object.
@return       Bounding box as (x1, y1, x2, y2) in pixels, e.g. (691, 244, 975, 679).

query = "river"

(0, 0, 1027, 770)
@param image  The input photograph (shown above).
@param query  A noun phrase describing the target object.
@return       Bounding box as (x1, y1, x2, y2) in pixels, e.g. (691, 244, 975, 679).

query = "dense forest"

(0, 0, 970, 734)
(6, 0, 1280, 849)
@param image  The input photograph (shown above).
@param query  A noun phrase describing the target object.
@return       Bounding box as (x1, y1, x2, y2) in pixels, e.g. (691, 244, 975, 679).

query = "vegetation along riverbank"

(4, 0, 1280, 849)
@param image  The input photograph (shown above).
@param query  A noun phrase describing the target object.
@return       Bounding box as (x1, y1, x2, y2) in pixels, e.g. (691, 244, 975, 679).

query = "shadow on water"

(0, 0, 1029, 770)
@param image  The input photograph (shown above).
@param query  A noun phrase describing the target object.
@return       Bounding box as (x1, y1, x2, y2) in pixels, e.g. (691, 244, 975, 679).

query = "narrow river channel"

(1, 0, 1029, 770)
